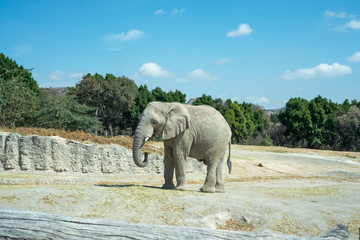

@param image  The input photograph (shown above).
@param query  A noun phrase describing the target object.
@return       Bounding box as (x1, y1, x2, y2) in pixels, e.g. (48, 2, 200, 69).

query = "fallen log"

(0, 208, 349, 240)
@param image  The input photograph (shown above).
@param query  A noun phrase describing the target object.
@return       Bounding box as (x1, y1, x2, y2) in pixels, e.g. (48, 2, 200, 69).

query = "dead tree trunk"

(0, 208, 349, 240)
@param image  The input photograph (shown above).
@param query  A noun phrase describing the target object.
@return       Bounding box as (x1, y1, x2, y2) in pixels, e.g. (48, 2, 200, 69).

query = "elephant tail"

(227, 141, 232, 174)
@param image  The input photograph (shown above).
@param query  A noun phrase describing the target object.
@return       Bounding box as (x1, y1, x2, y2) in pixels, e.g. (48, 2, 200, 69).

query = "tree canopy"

(1, 52, 359, 151)
(0, 52, 40, 94)
(279, 96, 360, 151)
(70, 73, 138, 136)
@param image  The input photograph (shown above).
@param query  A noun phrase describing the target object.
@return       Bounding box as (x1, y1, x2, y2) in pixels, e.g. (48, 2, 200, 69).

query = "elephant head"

(132, 102, 190, 167)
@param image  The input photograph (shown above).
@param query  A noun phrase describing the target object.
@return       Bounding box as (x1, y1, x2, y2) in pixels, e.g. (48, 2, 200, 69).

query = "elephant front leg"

(162, 147, 175, 190)
(174, 152, 187, 191)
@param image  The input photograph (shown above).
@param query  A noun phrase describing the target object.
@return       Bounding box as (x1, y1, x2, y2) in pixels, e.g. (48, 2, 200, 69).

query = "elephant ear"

(162, 104, 190, 140)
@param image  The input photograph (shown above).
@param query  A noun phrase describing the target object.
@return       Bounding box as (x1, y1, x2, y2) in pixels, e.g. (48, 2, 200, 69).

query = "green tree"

(214, 98, 225, 113)
(270, 113, 280, 123)
(341, 99, 351, 113)
(193, 94, 215, 107)
(279, 98, 313, 146)
(0, 78, 39, 127)
(71, 73, 138, 136)
(166, 90, 186, 103)
(151, 87, 168, 102)
(36, 94, 101, 132)
(101, 76, 138, 135)
(350, 99, 360, 109)
(0, 53, 40, 94)
(223, 102, 250, 143)
(308, 96, 338, 148)
(279, 96, 342, 149)
(70, 73, 105, 123)
(337, 106, 360, 151)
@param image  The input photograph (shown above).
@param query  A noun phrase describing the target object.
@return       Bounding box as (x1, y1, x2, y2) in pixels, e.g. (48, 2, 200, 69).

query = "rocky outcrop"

(0, 132, 204, 175)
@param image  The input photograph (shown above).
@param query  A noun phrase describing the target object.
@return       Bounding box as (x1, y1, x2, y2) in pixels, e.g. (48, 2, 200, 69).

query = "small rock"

(258, 163, 264, 167)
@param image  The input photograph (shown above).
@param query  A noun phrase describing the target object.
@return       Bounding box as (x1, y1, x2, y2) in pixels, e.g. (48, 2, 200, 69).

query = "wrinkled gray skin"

(132, 102, 232, 193)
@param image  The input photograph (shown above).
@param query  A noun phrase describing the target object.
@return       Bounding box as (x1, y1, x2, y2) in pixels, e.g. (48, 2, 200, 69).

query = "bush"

(0, 78, 39, 127)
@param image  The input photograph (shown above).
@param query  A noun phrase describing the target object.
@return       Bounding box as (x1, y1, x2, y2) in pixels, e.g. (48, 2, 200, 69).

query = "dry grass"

(218, 218, 256, 231)
(327, 214, 360, 234)
(271, 214, 321, 236)
(266, 186, 339, 199)
(233, 145, 360, 159)
(41, 194, 60, 205)
(79, 185, 188, 223)
(225, 175, 316, 183)
(0, 126, 163, 155)
(0, 185, 38, 190)
(344, 214, 360, 234)
(0, 195, 20, 203)
(0, 173, 49, 180)
(40, 189, 85, 206)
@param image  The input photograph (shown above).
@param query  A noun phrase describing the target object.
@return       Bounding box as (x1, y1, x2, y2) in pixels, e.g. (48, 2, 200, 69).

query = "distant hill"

(41, 87, 69, 96)
(265, 108, 285, 115)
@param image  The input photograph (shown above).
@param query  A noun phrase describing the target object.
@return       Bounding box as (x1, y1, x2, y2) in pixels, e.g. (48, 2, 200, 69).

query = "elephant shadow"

(95, 184, 162, 190)
(95, 184, 201, 192)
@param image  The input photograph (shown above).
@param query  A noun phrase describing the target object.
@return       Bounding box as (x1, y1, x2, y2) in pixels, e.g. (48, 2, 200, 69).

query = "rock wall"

(0, 132, 204, 176)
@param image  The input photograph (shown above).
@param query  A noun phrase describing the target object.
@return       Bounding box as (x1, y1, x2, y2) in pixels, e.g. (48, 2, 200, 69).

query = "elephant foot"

(215, 186, 225, 193)
(215, 183, 225, 193)
(162, 182, 175, 190)
(175, 184, 187, 191)
(199, 185, 215, 193)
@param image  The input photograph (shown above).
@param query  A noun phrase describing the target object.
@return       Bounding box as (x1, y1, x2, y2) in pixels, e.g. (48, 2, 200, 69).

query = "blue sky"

(1, 0, 359, 109)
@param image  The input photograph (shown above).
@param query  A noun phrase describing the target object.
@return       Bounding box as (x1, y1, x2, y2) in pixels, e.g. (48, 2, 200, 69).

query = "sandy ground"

(0, 145, 359, 239)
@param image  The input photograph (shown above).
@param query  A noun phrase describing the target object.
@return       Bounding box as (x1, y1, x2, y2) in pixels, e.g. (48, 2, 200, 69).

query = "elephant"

(132, 101, 232, 193)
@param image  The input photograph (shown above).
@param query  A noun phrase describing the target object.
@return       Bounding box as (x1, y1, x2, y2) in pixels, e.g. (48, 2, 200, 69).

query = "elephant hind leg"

(200, 153, 226, 193)
(215, 155, 225, 193)
(200, 159, 218, 193)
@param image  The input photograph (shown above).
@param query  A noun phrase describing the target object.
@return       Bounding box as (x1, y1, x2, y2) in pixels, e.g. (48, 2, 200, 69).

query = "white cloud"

(33, 72, 40, 78)
(172, 8, 185, 14)
(215, 58, 230, 65)
(13, 44, 32, 56)
(324, 10, 347, 18)
(231, 97, 240, 102)
(103, 29, 145, 51)
(188, 69, 218, 82)
(226, 23, 253, 37)
(104, 29, 145, 41)
(175, 78, 189, 83)
(348, 51, 360, 62)
(324, 10, 358, 31)
(283, 63, 352, 80)
(50, 70, 66, 81)
(133, 63, 174, 78)
(343, 19, 360, 30)
(154, 9, 164, 15)
(324, 10, 357, 19)
(49, 71, 83, 81)
(247, 96, 270, 104)
(68, 72, 84, 79)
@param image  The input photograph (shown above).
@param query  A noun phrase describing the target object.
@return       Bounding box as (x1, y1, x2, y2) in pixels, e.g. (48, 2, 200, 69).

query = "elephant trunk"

(132, 127, 149, 168)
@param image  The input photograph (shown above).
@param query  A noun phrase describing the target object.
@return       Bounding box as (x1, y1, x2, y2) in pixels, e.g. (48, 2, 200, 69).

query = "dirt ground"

(1, 144, 359, 239)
